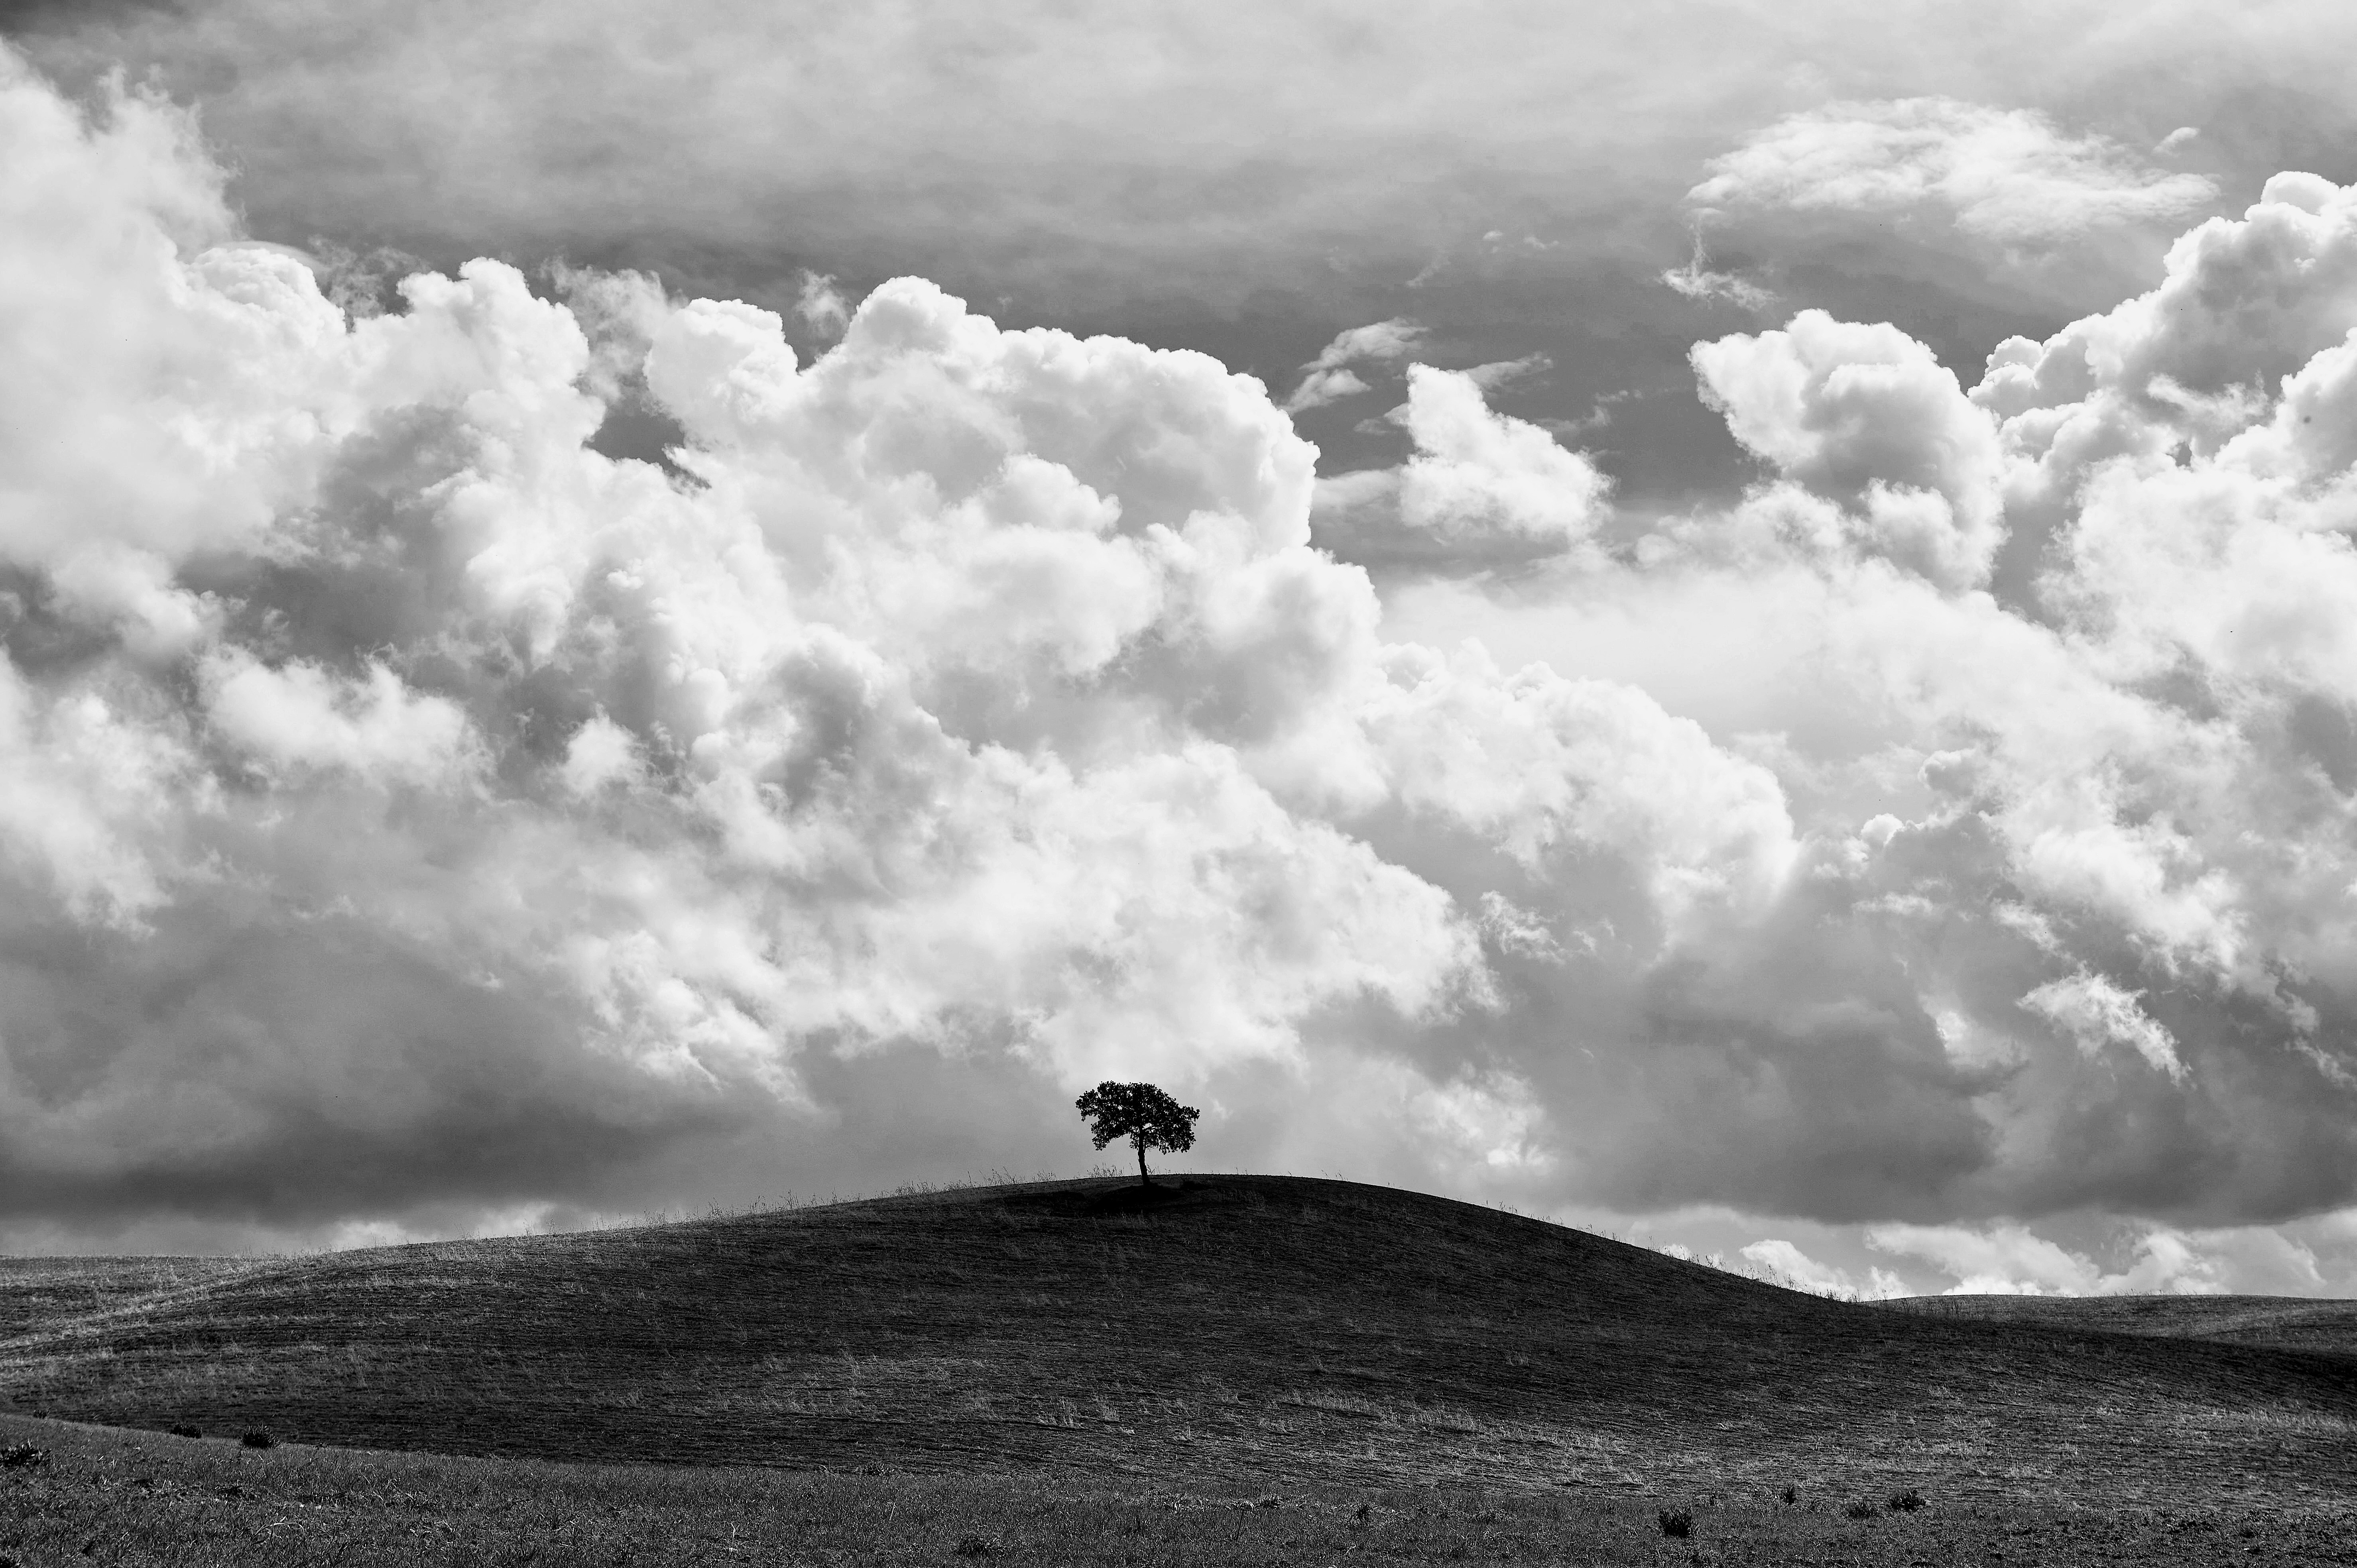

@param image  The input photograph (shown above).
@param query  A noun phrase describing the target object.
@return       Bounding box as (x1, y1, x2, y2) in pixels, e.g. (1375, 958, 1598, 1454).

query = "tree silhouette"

(1075, 1081, 1200, 1187)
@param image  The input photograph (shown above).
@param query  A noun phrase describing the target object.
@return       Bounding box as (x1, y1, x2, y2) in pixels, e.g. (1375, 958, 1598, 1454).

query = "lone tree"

(1075, 1081, 1200, 1187)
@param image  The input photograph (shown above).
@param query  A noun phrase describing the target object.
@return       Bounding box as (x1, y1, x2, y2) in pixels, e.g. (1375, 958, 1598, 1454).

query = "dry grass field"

(0, 1259, 264, 1344)
(1887, 1290, 2357, 1356)
(0, 1175, 2353, 1563)
(2, 1413, 2353, 1567)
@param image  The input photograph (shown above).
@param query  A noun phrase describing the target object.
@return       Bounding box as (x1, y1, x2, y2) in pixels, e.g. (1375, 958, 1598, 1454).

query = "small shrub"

(1843, 1498, 1879, 1520)
(1887, 1487, 1927, 1513)
(0, 1443, 47, 1469)
(167, 1425, 202, 1439)
(239, 1430, 275, 1450)
(1779, 1485, 1797, 1506)
(1657, 1507, 1693, 1539)
(953, 1535, 996, 1558)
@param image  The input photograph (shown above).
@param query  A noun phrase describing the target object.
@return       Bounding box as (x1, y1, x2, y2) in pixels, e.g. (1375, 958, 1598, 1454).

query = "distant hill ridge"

(0, 1175, 2351, 1498)
(1888, 1290, 2357, 1357)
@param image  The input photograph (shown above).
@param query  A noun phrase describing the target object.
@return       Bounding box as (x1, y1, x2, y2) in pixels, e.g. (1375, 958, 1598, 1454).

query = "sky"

(7, 1, 2357, 1298)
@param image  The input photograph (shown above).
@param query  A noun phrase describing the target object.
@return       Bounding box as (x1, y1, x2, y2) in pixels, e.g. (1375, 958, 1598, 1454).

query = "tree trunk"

(1135, 1136, 1150, 1187)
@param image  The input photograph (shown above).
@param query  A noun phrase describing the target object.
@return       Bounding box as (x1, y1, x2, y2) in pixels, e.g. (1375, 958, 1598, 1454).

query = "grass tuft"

(1842, 1498, 1879, 1520)
(238, 1430, 275, 1450)
(1887, 1486, 1926, 1513)
(167, 1424, 201, 1438)
(953, 1532, 998, 1556)
(1657, 1507, 1692, 1538)
(0, 1442, 47, 1469)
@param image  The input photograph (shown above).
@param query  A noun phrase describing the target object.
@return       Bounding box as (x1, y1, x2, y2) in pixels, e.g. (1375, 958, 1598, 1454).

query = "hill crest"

(2, 1175, 2352, 1499)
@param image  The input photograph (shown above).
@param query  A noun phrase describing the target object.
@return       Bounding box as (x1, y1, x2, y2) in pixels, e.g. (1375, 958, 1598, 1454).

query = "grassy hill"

(1, 1176, 2353, 1509)
(0, 1257, 262, 1342)
(1885, 1291, 2357, 1357)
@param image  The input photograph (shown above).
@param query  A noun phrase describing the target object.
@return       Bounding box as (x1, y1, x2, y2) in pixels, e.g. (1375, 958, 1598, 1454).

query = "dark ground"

(0, 1175, 2352, 1562)
(2, 1413, 2353, 1566)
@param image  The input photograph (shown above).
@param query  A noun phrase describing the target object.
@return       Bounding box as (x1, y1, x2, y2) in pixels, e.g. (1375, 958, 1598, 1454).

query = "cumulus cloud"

(1739, 1237, 1906, 1300)
(1869, 1222, 2171, 1294)
(1691, 310, 2006, 587)
(1381, 167, 2357, 1237)
(1311, 366, 1612, 571)
(18, 41, 2357, 1273)
(0, 52, 1795, 1242)
(1690, 97, 2217, 249)
(1865, 1220, 2329, 1296)
(1285, 318, 1424, 413)
(2019, 970, 2185, 1081)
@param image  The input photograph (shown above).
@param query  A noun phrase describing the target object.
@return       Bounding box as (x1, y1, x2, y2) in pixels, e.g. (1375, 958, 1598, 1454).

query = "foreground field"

(4, 1411, 2354, 1567)
(0, 1175, 2353, 1558)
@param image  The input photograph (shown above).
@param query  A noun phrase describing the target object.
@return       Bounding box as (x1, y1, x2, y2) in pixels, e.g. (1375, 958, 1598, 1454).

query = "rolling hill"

(1, 1176, 2352, 1504)
(1887, 1291, 2357, 1357)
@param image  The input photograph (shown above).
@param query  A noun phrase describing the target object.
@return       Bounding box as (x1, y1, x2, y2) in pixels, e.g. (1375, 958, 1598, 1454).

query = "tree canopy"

(1075, 1081, 1199, 1187)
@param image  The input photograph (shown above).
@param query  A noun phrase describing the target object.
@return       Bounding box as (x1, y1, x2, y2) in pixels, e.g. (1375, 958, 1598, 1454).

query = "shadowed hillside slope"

(1, 1177, 2352, 1501)
(1885, 1293, 2357, 1358)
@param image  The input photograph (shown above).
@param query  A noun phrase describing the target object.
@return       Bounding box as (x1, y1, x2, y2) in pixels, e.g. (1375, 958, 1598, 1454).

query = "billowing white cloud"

(1869, 1222, 2167, 1295)
(0, 60, 350, 573)
(1690, 97, 2217, 248)
(1867, 1219, 2328, 1297)
(1691, 311, 2006, 587)
(1383, 169, 2357, 1235)
(1311, 366, 1612, 570)
(16, 43, 2357, 1273)
(0, 53, 1792, 1240)
(205, 656, 478, 788)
